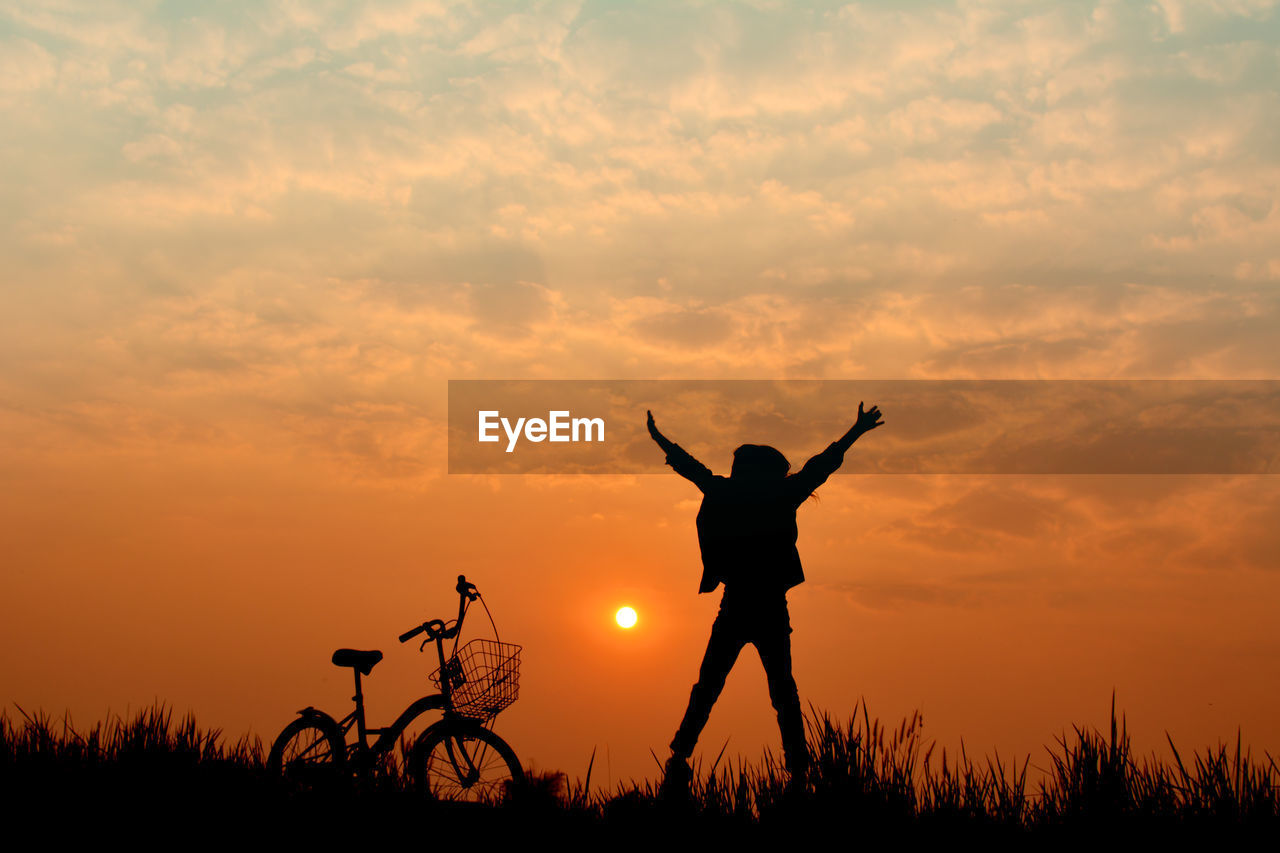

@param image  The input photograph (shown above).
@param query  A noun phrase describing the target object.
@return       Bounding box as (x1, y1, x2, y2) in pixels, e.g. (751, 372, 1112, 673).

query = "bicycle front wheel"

(413, 723, 523, 803)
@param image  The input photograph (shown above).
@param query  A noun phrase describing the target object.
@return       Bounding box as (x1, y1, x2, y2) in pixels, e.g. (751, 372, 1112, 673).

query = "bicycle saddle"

(331, 649, 383, 676)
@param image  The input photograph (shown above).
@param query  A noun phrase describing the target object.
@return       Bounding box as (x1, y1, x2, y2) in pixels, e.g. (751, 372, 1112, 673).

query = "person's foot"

(658, 754, 692, 802)
(784, 764, 807, 796)
(784, 752, 809, 795)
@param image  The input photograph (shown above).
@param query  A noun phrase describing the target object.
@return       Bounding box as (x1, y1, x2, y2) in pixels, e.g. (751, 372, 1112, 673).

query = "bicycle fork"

(446, 733, 483, 784)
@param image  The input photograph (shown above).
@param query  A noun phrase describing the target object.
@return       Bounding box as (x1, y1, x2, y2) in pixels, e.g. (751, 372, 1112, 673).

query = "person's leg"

(753, 606, 808, 777)
(669, 610, 747, 760)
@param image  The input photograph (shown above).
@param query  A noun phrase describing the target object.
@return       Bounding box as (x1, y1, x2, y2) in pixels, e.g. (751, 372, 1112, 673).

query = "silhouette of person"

(647, 402, 884, 794)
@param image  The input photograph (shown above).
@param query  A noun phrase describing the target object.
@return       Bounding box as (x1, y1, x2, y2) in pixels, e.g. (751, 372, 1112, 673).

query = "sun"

(615, 606, 638, 629)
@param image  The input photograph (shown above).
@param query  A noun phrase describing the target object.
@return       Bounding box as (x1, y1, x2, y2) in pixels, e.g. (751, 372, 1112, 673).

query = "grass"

(3, 696, 1277, 841)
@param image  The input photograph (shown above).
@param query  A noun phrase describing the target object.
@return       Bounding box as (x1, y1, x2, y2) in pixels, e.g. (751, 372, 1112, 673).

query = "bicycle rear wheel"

(268, 716, 346, 791)
(413, 722, 523, 803)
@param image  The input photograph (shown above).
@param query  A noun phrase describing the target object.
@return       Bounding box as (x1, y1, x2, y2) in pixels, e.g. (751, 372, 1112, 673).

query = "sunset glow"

(615, 607, 638, 630)
(2, 1, 1278, 794)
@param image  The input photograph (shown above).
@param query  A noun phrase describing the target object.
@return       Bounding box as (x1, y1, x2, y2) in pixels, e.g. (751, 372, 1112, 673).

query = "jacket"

(664, 441, 847, 595)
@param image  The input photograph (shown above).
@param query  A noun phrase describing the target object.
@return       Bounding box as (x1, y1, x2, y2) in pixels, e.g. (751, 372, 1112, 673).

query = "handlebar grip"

(400, 619, 448, 642)
(401, 577, 478, 645)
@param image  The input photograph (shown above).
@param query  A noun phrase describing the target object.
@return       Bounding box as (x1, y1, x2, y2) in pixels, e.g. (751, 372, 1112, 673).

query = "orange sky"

(3, 1, 1279, 788)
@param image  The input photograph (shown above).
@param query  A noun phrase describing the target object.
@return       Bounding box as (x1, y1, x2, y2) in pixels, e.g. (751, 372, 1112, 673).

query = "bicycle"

(267, 574, 525, 802)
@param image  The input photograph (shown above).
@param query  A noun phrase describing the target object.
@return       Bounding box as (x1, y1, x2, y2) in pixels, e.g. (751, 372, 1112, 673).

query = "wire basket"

(431, 638, 522, 720)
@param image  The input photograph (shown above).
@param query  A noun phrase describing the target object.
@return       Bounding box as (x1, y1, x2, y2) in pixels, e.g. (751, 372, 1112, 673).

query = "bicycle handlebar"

(398, 575, 478, 644)
(398, 619, 457, 643)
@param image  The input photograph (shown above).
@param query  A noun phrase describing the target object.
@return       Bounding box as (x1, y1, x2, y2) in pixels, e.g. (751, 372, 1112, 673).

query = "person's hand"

(855, 401, 884, 434)
(647, 409, 660, 439)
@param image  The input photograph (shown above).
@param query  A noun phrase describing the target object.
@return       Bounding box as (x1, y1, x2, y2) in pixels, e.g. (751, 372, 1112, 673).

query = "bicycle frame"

(334, 694, 449, 761)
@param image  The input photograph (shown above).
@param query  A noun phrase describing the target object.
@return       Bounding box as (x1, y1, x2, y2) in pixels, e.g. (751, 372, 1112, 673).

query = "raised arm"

(648, 410, 715, 492)
(787, 402, 884, 503)
(647, 409, 676, 455)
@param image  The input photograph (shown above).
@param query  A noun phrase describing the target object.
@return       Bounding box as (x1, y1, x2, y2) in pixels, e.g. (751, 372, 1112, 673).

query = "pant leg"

(752, 605, 808, 774)
(670, 610, 747, 758)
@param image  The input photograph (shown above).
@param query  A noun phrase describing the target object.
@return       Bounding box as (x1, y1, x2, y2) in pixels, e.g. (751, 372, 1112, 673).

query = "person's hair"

(731, 444, 790, 480)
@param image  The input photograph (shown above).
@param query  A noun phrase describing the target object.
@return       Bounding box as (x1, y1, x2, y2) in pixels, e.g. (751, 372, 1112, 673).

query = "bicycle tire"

(413, 722, 523, 803)
(267, 716, 346, 792)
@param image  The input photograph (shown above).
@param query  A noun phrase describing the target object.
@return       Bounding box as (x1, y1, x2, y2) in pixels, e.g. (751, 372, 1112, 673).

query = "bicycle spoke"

(290, 734, 325, 762)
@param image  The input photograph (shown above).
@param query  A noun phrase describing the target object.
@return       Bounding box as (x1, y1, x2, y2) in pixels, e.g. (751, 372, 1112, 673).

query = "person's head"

(730, 444, 790, 481)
